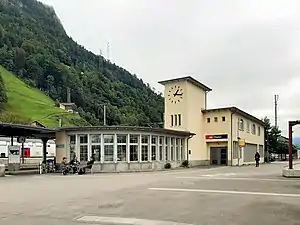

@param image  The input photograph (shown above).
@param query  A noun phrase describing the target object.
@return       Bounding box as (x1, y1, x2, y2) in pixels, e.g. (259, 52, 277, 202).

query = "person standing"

(255, 151, 260, 167)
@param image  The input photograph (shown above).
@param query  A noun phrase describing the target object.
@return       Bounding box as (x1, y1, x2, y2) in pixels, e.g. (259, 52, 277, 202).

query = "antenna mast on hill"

(274, 94, 279, 128)
(107, 41, 110, 62)
(99, 49, 102, 70)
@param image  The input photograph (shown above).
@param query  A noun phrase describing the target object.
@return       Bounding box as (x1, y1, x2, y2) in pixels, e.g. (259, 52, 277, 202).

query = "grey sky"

(39, 0, 300, 137)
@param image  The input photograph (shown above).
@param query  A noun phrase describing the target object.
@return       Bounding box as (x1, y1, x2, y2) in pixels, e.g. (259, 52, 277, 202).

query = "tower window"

(222, 116, 226, 122)
(207, 118, 210, 123)
(175, 115, 178, 126)
(171, 115, 174, 126)
(214, 117, 218, 122)
(178, 114, 181, 126)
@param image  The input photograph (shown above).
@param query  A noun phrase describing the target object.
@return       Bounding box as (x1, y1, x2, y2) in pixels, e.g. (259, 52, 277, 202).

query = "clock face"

(167, 85, 183, 104)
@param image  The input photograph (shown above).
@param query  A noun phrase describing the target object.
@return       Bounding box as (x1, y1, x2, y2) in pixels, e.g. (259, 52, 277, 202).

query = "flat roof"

(0, 122, 56, 138)
(202, 107, 265, 126)
(158, 76, 212, 92)
(57, 126, 195, 137)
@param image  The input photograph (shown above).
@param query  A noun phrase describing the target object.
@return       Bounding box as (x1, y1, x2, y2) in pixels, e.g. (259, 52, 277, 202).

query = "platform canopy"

(0, 122, 56, 139)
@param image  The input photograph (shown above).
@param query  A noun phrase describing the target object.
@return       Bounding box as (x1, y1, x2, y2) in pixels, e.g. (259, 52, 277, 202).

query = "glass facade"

(66, 133, 185, 163)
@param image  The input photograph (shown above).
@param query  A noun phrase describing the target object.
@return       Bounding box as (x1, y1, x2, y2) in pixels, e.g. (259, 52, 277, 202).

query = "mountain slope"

(0, 0, 164, 127)
(0, 65, 89, 127)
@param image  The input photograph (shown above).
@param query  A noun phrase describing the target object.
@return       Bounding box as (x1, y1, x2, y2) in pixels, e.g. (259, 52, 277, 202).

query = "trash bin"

(0, 164, 5, 177)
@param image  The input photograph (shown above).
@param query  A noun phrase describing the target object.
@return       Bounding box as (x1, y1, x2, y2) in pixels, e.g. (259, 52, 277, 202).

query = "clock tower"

(158, 76, 212, 166)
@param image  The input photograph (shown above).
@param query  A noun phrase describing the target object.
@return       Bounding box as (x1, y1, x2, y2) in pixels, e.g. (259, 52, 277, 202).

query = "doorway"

(210, 147, 228, 165)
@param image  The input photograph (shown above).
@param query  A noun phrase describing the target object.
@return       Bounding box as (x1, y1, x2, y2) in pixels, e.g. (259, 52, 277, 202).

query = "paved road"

(1, 163, 300, 225)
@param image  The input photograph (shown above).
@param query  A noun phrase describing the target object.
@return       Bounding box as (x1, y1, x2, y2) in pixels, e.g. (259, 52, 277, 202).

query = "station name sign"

(205, 134, 228, 140)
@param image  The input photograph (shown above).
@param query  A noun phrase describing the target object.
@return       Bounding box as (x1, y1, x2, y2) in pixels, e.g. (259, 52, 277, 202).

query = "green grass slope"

(0, 66, 89, 127)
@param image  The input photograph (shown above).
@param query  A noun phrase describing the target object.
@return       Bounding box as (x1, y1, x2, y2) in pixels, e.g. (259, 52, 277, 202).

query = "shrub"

(164, 163, 171, 169)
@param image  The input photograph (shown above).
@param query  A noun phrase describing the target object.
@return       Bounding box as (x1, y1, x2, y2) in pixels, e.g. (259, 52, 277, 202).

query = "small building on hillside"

(29, 120, 46, 128)
(59, 103, 75, 113)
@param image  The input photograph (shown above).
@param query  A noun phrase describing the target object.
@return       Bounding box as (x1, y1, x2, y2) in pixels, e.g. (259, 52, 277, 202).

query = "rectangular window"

(165, 137, 169, 161)
(258, 126, 261, 136)
(69, 135, 76, 145)
(130, 135, 138, 144)
(176, 138, 180, 161)
(141, 135, 149, 144)
(141, 145, 148, 161)
(151, 146, 156, 161)
(214, 117, 218, 122)
(181, 139, 185, 160)
(104, 134, 114, 143)
(117, 145, 127, 161)
(68, 135, 76, 160)
(252, 124, 256, 135)
(178, 114, 181, 126)
(79, 135, 88, 144)
(175, 114, 177, 126)
(104, 145, 114, 161)
(129, 145, 138, 161)
(222, 116, 225, 122)
(170, 138, 175, 161)
(117, 134, 127, 161)
(246, 121, 250, 132)
(151, 136, 157, 145)
(79, 145, 88, 161)
(91, 145, 101, 161)
(91, 134, 101, 143)
(171, 115, 174, 126)
(207, 118, 210, 123)
(159, 136, 164, 161)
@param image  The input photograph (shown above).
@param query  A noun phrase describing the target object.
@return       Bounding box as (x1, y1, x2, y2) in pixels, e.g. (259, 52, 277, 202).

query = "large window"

(79, 134, 88, 161)
(91, 134, 101, 161)
(141, 135, 149, 161)
(176, 138, 180, 161)
(239, 119, 244, 130)
(68, 135, 76, 160)
(117, 134, 127, 161)
(103, 134, 114, 161)
(165, 137, 169, 161)
(151, 136, 157, 161)
(159, 136, 164, 161)
(129, 135, 138, 161)
(170, 138, 175, 161)
(181, 138, 185, 160)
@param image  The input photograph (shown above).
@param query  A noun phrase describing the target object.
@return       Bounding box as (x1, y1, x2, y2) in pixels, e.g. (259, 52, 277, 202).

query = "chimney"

(67, 87, 71, 103)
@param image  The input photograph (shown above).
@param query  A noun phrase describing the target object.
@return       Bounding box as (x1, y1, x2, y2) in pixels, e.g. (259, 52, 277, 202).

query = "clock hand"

(173, 89, 179, 96)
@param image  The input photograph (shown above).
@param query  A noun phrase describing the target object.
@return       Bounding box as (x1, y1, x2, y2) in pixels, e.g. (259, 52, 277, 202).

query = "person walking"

(255, 151, 260, 167)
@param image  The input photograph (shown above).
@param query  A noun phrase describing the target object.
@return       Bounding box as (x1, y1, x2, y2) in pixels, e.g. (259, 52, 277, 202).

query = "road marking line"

(176, 177, 297, 182)
(149, 187, 300, 197)
(76, 215, 193, 225)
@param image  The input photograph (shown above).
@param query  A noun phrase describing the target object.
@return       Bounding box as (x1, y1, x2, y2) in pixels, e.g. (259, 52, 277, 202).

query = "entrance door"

(220, 148, 227, 165)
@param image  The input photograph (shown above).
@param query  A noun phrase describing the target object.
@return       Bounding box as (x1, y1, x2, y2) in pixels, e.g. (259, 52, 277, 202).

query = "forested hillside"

(0, 0, 164, 126)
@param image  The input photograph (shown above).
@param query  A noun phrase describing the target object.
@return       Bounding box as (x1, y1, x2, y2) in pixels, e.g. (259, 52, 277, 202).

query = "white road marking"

(199, 173, 236, 177)
(76, 216, 193, 225)
(149, 187, 300, 197)
(176, 177, 298, 182)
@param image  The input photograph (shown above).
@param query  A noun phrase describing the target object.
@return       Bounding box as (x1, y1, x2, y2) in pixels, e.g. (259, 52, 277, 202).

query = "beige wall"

(163, 80, 208, 163)
(55, 131, 67, 162)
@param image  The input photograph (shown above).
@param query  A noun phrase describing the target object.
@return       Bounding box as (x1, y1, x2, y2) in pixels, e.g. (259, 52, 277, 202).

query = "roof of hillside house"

(57, 125, 195, 137)
(60, 103, 75, 106)
(158, 76, 212, 92)
(202, 106, 265, 126)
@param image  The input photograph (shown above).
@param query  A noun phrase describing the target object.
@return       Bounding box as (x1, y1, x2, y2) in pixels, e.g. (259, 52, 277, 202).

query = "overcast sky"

(39, 0, 300, 137)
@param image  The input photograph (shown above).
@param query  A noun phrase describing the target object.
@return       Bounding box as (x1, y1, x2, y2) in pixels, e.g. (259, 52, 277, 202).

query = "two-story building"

(159, 76, 265, 167)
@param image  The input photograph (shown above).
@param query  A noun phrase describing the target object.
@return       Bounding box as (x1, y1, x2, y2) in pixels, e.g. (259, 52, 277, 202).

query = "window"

(175, 115, 178, 126)
(176, 139, 180, 161)
(79, 135, 88, 161)
(239, 119, 244, 130)
(222, 116, 226, 122)
(246, 121, 250, 132)
(170, 138, 175, 161)
(252, 124, 256, 134)
(141, 135, 149, 161)
(165, 137, 169, 161)
(207, 118, 210, 123)
(214, 117, 218, 122)
(129, 135, 139, 161)
(171, 115, 174, 126)
(159, 136, 164, 161)
(117, 135, 127, 161)
(151, 136, 158, 161)
(181, 139, 185, 160)
(258, 126, 261, 136)
(103, 134, 114, 161)
(178, 114, 181, 126)
(91, 134, 101, 161)
(68, 135, 76, 160)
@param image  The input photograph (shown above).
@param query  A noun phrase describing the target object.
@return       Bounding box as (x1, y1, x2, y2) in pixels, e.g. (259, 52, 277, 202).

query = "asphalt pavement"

(1, 162, 300, 225)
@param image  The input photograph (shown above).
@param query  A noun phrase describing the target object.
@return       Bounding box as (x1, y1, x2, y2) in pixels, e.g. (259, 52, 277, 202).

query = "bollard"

(39, 162, 43, 175)
(0, 164, 5, 177)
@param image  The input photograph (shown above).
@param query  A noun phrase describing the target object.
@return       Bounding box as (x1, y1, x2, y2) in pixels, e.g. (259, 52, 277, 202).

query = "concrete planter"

(0, 164, 5, 177)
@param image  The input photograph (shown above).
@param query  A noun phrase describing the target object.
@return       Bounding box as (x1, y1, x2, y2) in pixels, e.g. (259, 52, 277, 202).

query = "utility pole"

(274, 94, 279, 128)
